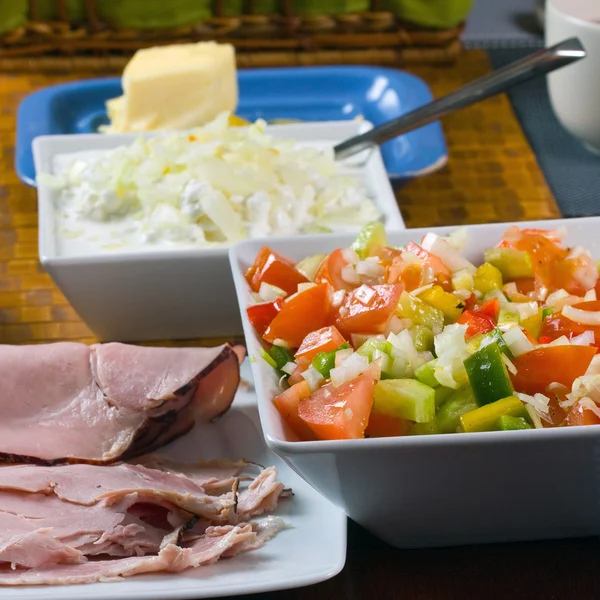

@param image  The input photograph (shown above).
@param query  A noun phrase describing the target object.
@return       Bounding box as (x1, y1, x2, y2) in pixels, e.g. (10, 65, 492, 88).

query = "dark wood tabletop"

(228, 520, 600, 600)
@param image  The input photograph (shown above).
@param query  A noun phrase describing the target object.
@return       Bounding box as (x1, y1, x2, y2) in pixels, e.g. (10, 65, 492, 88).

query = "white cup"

(546, 0, 600, 154)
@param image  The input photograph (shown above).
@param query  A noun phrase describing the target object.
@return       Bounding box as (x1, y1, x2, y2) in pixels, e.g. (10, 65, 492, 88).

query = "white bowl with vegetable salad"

(230, 216, 600, 549)
(33, 115, 403, 341)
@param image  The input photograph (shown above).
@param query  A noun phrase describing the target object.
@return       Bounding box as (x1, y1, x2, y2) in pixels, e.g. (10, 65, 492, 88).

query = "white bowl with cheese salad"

(33, 115, 405, 342)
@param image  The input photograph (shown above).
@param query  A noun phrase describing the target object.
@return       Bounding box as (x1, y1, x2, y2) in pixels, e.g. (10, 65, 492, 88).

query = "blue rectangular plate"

(16, 65, 447, 187)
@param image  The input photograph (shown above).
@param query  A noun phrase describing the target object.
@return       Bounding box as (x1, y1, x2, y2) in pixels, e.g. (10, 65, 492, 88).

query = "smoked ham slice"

(0, 342, 241, 464)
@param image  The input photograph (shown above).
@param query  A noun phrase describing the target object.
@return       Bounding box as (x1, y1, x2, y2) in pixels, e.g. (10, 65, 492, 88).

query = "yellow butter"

(104, 42, 237, 133)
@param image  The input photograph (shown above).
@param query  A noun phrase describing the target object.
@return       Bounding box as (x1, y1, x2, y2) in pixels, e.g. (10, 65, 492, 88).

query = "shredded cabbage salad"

(245, 222, 600, 441)
(38, 112, 381, 250)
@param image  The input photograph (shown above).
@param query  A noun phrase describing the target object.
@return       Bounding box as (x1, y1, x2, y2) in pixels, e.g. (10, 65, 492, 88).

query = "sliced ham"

(0, 524, 257, 586)
(0, 342, 241, 464)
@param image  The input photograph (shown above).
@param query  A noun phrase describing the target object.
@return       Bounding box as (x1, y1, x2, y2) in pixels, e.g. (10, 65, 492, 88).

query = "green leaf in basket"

(35, 0, 86, 23)
(380, 0, 475, 29)
(95, 0, 212, 30)
(0, 0, 28, 34)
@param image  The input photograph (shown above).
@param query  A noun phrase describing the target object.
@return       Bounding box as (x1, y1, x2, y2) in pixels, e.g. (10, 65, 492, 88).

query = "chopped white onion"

(571, 330, 595, 346)
(281, 361, 298, 375)
(578, 397, 600, 421)
(297, 282, 316, 293)
(441, 227, 468, 250)
(341, 247, 360, 265)
(384, 315, 406, 336)
(421, 266, 435, 285)
(259, 282, 287, 302)
(562, 305, 600, 326)
(341, 264, 360, 285)
(330, 352, 369, 387)
(401, 250, 423, 265)
(334, 348, 354, 367)
(525, 404, 544, 429)
(548, 335, 570, 346)
(502, 353, 517, 375)
(410, 283, 434, 297)
(273, 338, 291, 349)
(356, 260, 385, 279)
(586, 354, 600, 376)
(502, 327, 534, 356)
(301, 366, 324, 391)
(566, 245, 590, 260)
(515, 301, 540, 321)
(584, 288, 597, 301)
(421, 233, 476, 273)
(453, 288, 473, 301)
(515, 391, 550, 415)
(546, 289, 570, 306)
(331, 289, 347, 309)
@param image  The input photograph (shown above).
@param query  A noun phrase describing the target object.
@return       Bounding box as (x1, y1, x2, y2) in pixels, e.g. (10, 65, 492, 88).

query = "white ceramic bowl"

(230, 216, 600, 549)
(33, 121, 404, 342)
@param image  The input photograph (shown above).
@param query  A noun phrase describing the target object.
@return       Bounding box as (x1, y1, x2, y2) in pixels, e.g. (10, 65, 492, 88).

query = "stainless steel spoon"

(333, 37, 586, 161)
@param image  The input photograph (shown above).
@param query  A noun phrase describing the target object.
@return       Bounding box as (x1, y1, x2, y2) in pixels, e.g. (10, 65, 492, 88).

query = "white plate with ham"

(0, 350, 346, 599)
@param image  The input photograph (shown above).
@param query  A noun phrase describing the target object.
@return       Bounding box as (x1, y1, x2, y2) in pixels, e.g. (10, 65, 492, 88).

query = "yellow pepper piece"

(473, 262, 503, 294)
(521, 308, 543, 340)
(418, 285, 464, 321)
(460, 395, 527, 433)
(228, 114, 250, 127)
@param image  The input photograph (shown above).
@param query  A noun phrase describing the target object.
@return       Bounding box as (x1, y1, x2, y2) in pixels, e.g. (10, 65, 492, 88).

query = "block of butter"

(103, 41, 238, 133)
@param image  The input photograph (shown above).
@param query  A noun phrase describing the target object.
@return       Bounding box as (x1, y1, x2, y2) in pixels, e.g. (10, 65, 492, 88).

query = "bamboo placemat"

(0, 49, 560, 346)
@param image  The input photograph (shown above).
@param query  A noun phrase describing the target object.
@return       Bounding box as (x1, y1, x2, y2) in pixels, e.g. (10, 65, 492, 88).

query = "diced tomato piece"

(288, 364, 306, 386)
(513, 278, 536, 296)
(246, 298, 284, 336)
(334, 284, 403, 337)
(366, 411, 409, 438)
(464, 293, 477, 311)
(566, 401, 600, 427)
(455, 310, 496, 339)
(511, 345, 596, 395)
(263, 283, 333, 348)
(298, 368, 378, 440)
(538, 335, 552, 344)
(314, 248, 355, 292)
(405, 241, 452, 290)
(245, 246, 308, 295)
(540, 300, 600, 344)
(274, 380, 315, 440)
(477, 297, 500, 320)
(295, 326, 347, 364)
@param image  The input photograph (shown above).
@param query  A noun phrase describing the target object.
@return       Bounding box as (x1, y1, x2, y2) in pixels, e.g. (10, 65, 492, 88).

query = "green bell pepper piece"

(466, 328, 513, 359)
(496, 415, 532, 431)
(464, 342, 514, 406)
(260, 348, 277, 369)
(436, 386, 478, 433)
(460, 395, 529, 432)
(542, 307, 555, 320)
(356, 338, 388, 361)
(484, 247, 534, 280)
(311, 343, 349, 378)
(269, 345, 294, 371)
(351, 221, 387, 259)
(373, 379, 435, 423)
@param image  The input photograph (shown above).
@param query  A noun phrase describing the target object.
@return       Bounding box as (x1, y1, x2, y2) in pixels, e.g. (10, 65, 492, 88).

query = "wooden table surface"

(2, 49, 596, 599)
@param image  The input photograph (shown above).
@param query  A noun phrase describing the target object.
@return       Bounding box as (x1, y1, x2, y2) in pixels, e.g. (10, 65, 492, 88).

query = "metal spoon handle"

(334, 37, 586, 161)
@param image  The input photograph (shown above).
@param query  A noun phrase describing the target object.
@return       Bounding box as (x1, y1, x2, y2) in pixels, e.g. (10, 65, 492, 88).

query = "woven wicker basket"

(0, 0, 472, 72)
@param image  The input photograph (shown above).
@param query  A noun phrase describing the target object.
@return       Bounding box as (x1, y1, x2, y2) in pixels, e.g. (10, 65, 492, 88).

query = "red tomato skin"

(298, 365, 380, 440)
(274, 380, 316, 440)
(510, 346, 596, 396)
(295, 326, 347, 364)
(246, 246, 308, 295)
(263, 283, 333, 348)
(314, 249, 355, 292)
(455, 310, 496, 339)
(366, 411, 410, 438)
(246, 298, 284, 336)
(540, 301, 600, 344)
(334, 284, 403, 337)
(477, 297, 500, 320)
